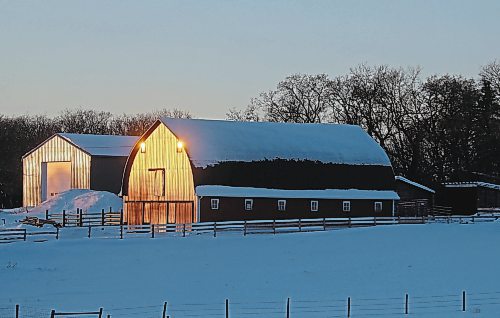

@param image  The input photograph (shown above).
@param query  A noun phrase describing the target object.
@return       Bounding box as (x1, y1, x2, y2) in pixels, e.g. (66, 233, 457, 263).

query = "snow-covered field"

(1, 222, 500, 317)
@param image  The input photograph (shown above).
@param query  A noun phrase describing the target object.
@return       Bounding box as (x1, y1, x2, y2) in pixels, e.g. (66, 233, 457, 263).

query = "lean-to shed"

(122, 118, 399, 224)
(395, 176, 435, 216)
(23, 133, 138, 207)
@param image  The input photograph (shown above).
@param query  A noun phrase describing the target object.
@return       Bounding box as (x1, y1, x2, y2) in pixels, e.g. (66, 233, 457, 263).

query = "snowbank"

(30, 189, 122, 214)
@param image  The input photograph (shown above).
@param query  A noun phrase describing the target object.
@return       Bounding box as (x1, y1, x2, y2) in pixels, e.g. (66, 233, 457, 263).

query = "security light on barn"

(177, 141, 184, 153)
(140, 142, 146, 153)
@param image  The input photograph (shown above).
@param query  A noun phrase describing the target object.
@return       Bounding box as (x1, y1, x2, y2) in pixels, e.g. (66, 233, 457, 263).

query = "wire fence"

(2, 290, 500, 318)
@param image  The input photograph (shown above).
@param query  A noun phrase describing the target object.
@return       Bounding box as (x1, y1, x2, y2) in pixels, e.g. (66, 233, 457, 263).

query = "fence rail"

(3, 214, 498, 244)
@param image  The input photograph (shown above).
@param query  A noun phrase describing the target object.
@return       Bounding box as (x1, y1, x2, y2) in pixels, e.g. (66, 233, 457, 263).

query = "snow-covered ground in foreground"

(1, 223, 500, 317)
(0, 190, 122, 228)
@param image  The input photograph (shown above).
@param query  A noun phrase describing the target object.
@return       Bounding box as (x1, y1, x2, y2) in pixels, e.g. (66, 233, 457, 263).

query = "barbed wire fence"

(2, 290, 500, 318)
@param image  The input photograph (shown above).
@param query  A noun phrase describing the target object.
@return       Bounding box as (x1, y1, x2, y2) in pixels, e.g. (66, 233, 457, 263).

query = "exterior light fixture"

(177, 141, 184, 153)
(140, 142, 146, 153)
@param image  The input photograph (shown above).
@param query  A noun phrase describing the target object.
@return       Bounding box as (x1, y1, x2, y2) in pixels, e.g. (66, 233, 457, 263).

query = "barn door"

(167, 202, 194, 224)
(41, 161, 71, 202)
(144, 202, 167, 224)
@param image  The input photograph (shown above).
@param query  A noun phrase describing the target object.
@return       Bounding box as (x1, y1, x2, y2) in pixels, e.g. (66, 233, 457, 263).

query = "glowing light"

(140, 142, 146, 153)
(177, 141, 184, 153)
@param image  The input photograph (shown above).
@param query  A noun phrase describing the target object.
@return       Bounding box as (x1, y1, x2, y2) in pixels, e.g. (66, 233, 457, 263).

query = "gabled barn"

(437, 182, 500, 215)
(23, 133, 139, 207)
(121, 118, 399, 225)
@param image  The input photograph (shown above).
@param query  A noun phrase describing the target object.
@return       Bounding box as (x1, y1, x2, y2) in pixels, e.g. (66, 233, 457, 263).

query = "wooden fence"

(46, 209, 122, 227)
(2, 214, 498, 243)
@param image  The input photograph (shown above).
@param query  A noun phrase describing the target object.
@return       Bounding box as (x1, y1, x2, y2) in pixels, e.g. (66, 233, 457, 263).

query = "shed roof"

(396, 176, 435, 193)
(58, 133, 139, 157)
(443, 182, 500, 190)
(195, 185, 400, 200)
(161, 118, 392, 168)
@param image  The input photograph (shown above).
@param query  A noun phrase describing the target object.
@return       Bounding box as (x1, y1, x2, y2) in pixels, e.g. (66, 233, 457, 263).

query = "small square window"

(310, 200, 319, 212)
(245, 199, 253, 211)
(277, 200, 286, 211)
(343, 201, 351, 212)
(374, 201, 383, 212)
(211, 198, 219, 210)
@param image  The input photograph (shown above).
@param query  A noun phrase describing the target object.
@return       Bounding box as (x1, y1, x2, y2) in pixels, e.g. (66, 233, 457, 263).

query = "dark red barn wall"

(199, 197, 394, 222)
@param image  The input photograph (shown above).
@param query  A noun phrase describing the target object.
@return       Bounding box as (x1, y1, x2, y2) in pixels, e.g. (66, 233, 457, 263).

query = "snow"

(196, 185, 400, 200)
(0, 190, 122, 228)
(396, 176, 435, 193)
(1, 223, 500, 317)
(444, 182, 500, 190)
(58, 133, 139, 156)
(161, 118, 392, 168)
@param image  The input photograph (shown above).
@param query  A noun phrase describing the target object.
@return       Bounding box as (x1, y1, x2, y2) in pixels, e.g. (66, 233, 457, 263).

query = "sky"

(0, 0, 499, 119)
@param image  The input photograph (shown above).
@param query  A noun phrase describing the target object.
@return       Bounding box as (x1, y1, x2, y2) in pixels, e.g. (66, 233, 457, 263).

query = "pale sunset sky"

(0, 0, 499, 119)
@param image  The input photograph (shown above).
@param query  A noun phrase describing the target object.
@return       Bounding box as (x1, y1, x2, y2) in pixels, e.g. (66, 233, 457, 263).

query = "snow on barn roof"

(161, 118, 392, 168)
(196, 185, 400, 200)
(58, 133, 139, 157)
(395, 176, 435, 193)
(443, 182, 500, 190)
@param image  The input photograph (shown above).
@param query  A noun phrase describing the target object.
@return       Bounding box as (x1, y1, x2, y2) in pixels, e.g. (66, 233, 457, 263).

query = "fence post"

(50, 310, 55, 318)
(62, 210, 66, 227)
(286, 297, 290, 318)
(98, 308, 103, 318)
(15, 304, 19, 318)
(23, 229, 27, 241)
(107, 315, 110, 318)
(348, 217, 351, 228)
(299, 219, 302, 232)
(120, 225, 123, 239)
(56, 227, 59, 239)
(88, 226, 91, 238)
(214, 222, 217, 237)
(273, 220, 276, 235)
(79, 209, 83, 227)
(347, 297, 351, 318)
(45, 210, 49, 220)
(101, 209, 105, 226)
(162, 301, 167, 318)
(225, 299, 229, 318)
(120, 209, 124, 225)
(151, 224, 155, 238)
(323, 217, 326, 231)
(405, 293, 408, 314)
(183, 223, 186, 237)
(462, 290, 466, 311)
(244, 220, 247, 236)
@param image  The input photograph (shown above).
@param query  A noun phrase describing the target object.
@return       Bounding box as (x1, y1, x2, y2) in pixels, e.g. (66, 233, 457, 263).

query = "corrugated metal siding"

(124, 124, 196, 224)
(22, 135, 91, 207)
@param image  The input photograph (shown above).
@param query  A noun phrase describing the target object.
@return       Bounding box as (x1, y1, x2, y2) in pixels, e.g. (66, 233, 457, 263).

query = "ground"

(1, 222, 500, 318)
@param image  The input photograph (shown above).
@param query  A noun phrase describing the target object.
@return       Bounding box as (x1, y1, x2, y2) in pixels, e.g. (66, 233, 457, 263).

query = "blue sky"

(0, 0, 499, 119)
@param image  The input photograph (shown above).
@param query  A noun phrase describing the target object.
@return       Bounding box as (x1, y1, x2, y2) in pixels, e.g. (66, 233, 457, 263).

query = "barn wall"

(199, 197, 394, 222)
(22, 135, 91, 207)
(192, 160, 396, 190)
(90, 156, 128, 194)
(123, 124, 196, 224)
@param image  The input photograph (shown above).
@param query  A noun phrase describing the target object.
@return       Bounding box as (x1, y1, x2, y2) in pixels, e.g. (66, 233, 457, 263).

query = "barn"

(395, 176, 435, 216)
(23, 133, 138, 207)
(436, 182, 500, 215)
(121, 118, 399, 225)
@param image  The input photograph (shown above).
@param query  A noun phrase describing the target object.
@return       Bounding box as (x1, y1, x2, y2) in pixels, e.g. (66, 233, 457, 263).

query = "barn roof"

(57, 133, 139, 157)
(196, 185, 400, 200)
(160, 118, 392, 168)
(396, 176, 435, 193)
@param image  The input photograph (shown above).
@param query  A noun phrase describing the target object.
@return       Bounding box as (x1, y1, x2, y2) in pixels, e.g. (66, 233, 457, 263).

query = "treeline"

(0, 109, 191, 208)
(228, 61, 500, 189)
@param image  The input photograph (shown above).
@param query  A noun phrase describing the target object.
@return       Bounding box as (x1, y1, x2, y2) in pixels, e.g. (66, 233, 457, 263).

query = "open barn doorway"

(41, 161, 71, 202)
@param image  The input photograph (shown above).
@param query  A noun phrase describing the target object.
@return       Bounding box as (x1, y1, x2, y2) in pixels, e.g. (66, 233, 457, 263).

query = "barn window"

(245, 199, 253, 211)
(343, 201, 351, 212)
(310, 200, 319, 212)
(148, 168, 165, 197)
(374, 201, 383, 212)
(278, 200, 286, 211)
(211, 198, 219, 210)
